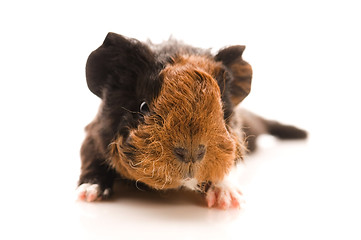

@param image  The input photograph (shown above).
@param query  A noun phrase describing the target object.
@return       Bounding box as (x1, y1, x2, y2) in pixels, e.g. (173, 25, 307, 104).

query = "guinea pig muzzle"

(172, 144, 206, 164)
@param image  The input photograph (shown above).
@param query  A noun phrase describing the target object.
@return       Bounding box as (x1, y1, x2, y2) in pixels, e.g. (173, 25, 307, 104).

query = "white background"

(1, 0, 360, 239)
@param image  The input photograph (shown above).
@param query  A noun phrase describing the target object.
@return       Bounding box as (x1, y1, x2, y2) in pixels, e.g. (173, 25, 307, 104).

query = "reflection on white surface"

(2, 137, 360, 240)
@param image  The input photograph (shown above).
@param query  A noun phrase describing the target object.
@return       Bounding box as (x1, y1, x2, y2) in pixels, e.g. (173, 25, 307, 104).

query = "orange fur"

(109, 55, 244, 190)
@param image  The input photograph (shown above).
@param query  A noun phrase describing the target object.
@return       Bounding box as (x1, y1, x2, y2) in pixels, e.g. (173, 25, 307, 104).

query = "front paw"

(206, 183, 245, 209)
(76, 183, 111, 202)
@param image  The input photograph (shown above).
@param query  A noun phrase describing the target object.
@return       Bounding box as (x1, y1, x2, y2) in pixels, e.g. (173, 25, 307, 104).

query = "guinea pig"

(77, 32, 307, 209)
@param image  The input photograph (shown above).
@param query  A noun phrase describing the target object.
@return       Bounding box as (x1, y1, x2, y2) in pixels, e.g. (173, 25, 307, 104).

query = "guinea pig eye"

(140, 101, 150, 114)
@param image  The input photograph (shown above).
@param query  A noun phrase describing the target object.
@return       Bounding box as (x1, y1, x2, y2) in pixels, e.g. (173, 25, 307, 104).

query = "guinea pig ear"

(215, 45, 253, 106)
(85, 32, 155, 99)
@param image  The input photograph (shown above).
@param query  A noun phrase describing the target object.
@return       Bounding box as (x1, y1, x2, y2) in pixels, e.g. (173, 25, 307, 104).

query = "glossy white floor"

(1, 1, 360, 239)
(2, 133, 360, 240)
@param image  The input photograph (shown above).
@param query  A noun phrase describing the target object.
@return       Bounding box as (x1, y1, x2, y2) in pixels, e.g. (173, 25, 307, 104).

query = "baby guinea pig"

(77, 32, 307, 209)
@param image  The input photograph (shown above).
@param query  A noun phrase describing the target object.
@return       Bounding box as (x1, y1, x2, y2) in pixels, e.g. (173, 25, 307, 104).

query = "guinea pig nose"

(173, 147, 189, 163)
(173, 145, 206, 163)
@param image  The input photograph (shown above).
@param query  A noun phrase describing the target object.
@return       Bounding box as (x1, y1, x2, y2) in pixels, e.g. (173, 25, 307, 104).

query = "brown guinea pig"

(77, 32, 307, 209)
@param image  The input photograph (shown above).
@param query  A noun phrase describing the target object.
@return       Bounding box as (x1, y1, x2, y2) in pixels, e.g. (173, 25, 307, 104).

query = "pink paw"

(76, 183, 110, 202)
(206, 184, 245, 209)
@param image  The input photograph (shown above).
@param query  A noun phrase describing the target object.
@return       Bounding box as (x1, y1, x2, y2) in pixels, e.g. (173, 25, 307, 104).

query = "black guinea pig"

(77, 32, 307, 209)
